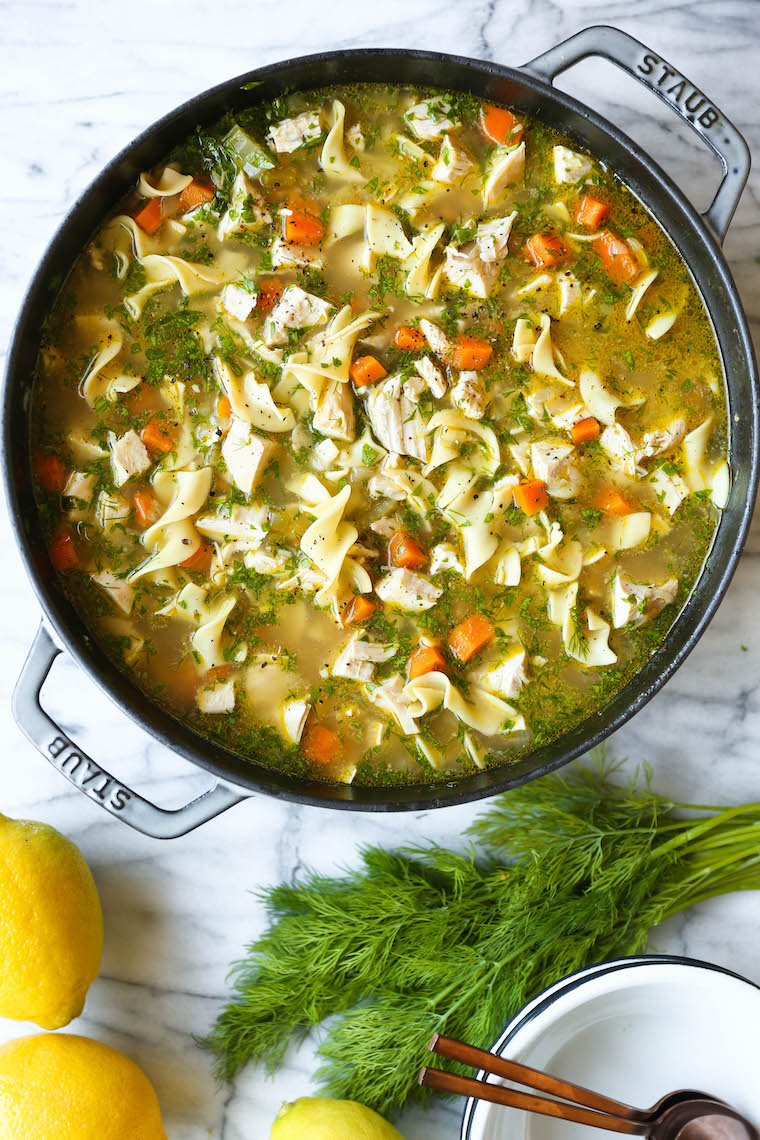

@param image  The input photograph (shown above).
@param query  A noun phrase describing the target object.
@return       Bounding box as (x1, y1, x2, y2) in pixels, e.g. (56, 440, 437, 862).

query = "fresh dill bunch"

(201, 755, 760, 1118)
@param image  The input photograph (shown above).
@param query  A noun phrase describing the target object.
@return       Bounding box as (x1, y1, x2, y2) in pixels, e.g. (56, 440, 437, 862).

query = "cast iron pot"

(4, 26, 757, 837)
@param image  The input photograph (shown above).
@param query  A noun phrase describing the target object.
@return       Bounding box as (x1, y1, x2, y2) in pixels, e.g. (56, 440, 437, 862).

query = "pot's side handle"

(521, 24, 750, 244)
(12, 625, 248, 839)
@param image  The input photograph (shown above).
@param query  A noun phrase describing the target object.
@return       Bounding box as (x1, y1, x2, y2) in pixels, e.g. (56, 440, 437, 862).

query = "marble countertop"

(1, 1, 759, 1137)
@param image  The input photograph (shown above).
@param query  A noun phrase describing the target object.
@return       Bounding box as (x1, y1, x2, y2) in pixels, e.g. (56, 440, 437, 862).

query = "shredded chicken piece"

(553, 145, 592, 184)
(271, 236, 324, 270)
(244, 548, 290, 575)
(649, 466, 690, 515)
(484, 649, 529, 699)
(443, 243, 497, 299)
(369, 517, 400, 539)
(530, 441, 575, 484)
(611, 571, 678, 628)
(218, 173, 271, 240)
(636, 419, 686, 468)
(600, 423, 637, 479)
(450, 371, 487, 419)
(368, 473, 406, 501)
(108, 430, 150, 487)
(267, 111, 323, 153)
(332, 633, 396, 683)
(412, 356, 446, 398)
(367, 375, 428, 461)
(430, 543, 464, 575)
(64, 471, 96, 503)
(475, 213, 517, 262)
(92, 570, 134, 614)
(313, 381, 356, 441)
(419, 318, 452, 362)
(264, 286, 332, 346)
(376, 568, 442, 612)
(221, 418, 275, 493)
(404, 99, 458, 141)
(220, 283, 257, 322)
(366, 674, 419, 735)
(431, 134, 474, 183)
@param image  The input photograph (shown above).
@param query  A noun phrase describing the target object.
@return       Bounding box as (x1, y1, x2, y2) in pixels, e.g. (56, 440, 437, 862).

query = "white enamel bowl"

(460, 956, 760, 1140)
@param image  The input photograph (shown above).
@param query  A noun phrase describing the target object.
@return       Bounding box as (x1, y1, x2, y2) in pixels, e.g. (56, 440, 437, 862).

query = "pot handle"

(12, 625, 248, 839)
(521, 24, 750, 244)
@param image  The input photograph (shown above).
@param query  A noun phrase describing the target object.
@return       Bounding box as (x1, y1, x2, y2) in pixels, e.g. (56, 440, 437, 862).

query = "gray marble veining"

(1, 1, 759, 1137)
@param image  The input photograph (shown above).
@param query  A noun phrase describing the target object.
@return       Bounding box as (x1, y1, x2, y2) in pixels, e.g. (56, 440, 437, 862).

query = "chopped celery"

(223, 124, 276, 177)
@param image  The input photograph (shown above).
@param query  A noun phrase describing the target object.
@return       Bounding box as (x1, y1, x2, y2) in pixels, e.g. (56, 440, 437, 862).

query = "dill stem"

(650, 804, 760, 860)
(683, 823, 760, 856)
(672, 801, 760, 815)
(434, 961, 503, 1023)
(660, 867, 760, 919)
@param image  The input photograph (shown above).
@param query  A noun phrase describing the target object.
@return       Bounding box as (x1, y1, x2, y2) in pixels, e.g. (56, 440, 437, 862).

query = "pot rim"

(4, 45, 758, 811)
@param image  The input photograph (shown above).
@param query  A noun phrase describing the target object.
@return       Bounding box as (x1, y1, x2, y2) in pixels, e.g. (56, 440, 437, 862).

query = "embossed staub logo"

(637, 53, 719, 129)
(48, 736, 132, 811)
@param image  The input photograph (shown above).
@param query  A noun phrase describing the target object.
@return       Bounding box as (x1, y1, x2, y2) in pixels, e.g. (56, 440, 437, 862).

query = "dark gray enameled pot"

(4, 26, 757, 837)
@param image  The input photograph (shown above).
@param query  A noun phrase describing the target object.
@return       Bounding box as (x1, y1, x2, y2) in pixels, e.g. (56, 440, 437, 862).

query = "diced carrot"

(593, 486, 634, 516)
(448, 614, 495, 664)
(133, 197, 163, 236)
(480, 104, 523, 146)
(575, 194, 609, 229)
(35, 453, 68, 494)
(178, 177, 215, 212)
(50, 530, 78, 572)
(205, 664, 231, 683)
(350, 355, 387, 388)
(524, 232, 567, 268)
(451, 337, 493, 371)
(408, 645, 447, 680)
(133, 488, 159, 528)
(345, 596, 378, 625)
(217, 395, 232, 419)
(140, 419, 175, 455)
(594, 230, 639, 285)
(257, 278, 282, 312)
(283, 209, 324, 246)
(389, 531, 427, 570)
(513, 479, 549, 516)
(394, 325, 426, 352)
(302, 724, 342, 766)
(571, 416, 601, 444)
(181, 542, 212, 572)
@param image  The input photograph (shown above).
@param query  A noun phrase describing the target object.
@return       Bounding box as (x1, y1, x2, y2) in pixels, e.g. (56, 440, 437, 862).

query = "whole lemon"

(0, 1034, 167, 1140)
(271, 1096, 406, 1139)
(0, 813, 103, 1029)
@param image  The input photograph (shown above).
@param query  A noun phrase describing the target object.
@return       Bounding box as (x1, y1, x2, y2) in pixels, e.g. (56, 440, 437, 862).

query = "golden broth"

(32, 84, 727, 785)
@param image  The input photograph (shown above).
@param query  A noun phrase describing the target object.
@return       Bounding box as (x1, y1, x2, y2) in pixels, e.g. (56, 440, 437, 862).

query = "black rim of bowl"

(460, 952, 760, 1138)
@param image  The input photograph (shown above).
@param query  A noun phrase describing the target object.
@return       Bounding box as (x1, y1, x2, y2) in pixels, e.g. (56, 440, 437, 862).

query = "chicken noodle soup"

(32, 86, 728, 784)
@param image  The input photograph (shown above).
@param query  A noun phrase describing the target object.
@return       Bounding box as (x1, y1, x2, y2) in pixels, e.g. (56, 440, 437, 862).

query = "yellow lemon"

(0, 1034, 167, 1140)
(0, 813, 103, 1029)
(271, 1096, 406, 1139)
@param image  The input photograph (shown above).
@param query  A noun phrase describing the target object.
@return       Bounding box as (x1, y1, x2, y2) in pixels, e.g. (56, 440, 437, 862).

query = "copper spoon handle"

(420, 1066, 647, 1134)
(431, 1033, 645, 1121)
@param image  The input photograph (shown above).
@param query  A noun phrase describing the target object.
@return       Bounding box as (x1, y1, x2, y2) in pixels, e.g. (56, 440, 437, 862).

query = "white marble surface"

(1, 1, 759, 1137)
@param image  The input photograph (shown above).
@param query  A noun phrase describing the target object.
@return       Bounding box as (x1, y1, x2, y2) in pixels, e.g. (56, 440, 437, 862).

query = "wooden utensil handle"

(420, 1066, 646, 1134)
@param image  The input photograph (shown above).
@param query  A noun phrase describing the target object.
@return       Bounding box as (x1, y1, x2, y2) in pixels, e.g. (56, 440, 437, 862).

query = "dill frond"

(200, 754, 760, 1117)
